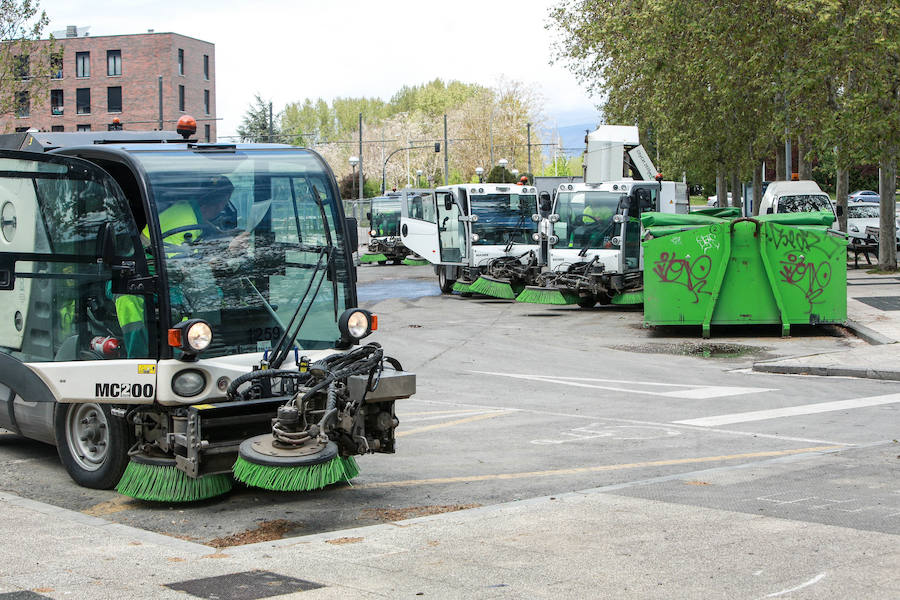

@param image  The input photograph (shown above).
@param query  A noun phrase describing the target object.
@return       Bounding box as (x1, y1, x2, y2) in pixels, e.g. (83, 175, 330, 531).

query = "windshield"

(370, 196, 401, 236)
(554, 191, 621, 249)
(134, 148, 351, 357)
(470, 192, 537, 245)
(849, 204, 879, 219)
(778, 194, 832, 213)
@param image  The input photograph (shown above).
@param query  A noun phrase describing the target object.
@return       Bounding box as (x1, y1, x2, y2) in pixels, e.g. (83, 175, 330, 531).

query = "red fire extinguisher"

(90, 336, 120, 357)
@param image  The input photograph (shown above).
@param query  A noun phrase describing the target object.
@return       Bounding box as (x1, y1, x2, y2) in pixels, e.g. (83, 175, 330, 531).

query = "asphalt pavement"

(1, 262, 899, 599)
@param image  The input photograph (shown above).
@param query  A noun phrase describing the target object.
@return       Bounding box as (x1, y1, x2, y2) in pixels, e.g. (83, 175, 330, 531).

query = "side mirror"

(836, 205, 844, 217)
(617, 195, 630, 211)
(95, 222, 116, 265)
(444, 197, 453, 211)
(344, 217, 359, 249)
(366, 211, 371, 220)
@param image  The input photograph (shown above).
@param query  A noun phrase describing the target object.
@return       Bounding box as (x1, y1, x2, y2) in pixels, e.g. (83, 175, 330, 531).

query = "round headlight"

(532, 233, 541, 242)
(172, 369, 206, 397)
(548, 235, 559, 245)
(338, 308, 375, 344)
(186, 321, 212, 351)
(347, 311, 369, 338)
(369, 229, 377, 236)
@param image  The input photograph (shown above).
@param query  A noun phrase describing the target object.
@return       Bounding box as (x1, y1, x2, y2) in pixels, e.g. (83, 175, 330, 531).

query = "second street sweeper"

(399, 183, 541, 298)
(360, 190, 426, 265)
(0, 118, 414, 503)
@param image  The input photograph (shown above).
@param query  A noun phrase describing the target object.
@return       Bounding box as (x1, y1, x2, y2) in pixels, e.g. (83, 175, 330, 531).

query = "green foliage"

(390, 79, 486, 117)
(338, 171, 368, 200)
(0, 1, 54, 122)
(486, 166, 516, 183)
(237, 94, 279, 142)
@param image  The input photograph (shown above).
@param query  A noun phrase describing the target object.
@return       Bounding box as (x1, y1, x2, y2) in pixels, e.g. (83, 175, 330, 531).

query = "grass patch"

(865, 267, 899, 275)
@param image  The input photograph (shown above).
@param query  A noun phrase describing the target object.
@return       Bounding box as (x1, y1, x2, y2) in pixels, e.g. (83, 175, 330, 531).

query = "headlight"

(168, 318, 213, 360)
(850, 224, 858, 232)
(172, 369, 206, 397)
(369, 229, 377, 236)
(338, 308, 377, 346)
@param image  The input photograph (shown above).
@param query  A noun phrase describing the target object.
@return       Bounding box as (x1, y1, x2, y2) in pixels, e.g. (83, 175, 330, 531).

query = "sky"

(37, 0, 601, 139)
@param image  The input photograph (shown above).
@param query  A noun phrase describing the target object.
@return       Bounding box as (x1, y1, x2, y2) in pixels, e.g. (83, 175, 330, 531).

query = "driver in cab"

(569, 194, 614, 248)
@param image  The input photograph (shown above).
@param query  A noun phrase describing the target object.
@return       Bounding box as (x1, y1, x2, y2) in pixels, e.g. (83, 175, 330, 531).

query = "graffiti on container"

(696, 231, 720, 253)
(653, 252, 713, 303)
(770, 225, 843, 259)
(779, 253, 832, 309)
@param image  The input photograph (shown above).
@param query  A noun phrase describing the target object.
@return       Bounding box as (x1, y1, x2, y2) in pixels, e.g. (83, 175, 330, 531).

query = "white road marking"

(472, 371, 775, 399)
(763, 572, 827, 598)
(675, 393, 900, 427)
(532, 424, 682, 445)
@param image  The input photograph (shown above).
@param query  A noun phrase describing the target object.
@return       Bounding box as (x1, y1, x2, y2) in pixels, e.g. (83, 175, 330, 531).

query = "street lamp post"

(475, 166, 484, 183)
(382, 143, 440, 193)
(416, 169, 423, 188)
(349, 156, 359, 218)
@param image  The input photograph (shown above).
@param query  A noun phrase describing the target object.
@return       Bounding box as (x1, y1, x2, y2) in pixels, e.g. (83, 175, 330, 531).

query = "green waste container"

(642, 212, 847, 337)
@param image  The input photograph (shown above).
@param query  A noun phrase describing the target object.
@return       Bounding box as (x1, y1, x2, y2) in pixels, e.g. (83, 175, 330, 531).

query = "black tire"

(438, 267, 456, 294)
(392, 259, 402, 265)
(576, 295, 597, 308)
(378, 260, 387, 265)
(594, 292, 613, 306)
(55, 403, 131, 489)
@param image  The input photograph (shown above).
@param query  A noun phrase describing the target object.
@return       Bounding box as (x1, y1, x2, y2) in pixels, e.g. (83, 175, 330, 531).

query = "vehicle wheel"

(576, 295, 596, 308)
(378, 260, 387, 265)
(55, 403, 131, 489)
(392, 259, 402, 265)
(438, 267, 456, 294)
(594, 292, 613, 305)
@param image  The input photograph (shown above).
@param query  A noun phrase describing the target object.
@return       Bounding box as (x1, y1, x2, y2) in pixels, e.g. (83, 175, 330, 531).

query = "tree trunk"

(730, 170, 741, 209)
(878, 153, 897, 271)
(835, 164, 849, 233)
(798, 131, 813, 180)
(716, 167, 727, 207)
(752, 164, 762, 217)
(775, 146, 786, 181)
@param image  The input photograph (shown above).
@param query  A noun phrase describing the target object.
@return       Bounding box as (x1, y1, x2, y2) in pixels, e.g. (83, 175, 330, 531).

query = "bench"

(848, 225, 880, 268)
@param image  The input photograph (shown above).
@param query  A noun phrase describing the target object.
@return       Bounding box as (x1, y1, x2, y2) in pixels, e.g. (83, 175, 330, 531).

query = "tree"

(0, 1, 53, 123)
(236, 94, 279, 142)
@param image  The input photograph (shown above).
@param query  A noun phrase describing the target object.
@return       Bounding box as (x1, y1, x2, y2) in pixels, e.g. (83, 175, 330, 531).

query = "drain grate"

(856, 296, 900, 311)
(164, 570, 324, 599)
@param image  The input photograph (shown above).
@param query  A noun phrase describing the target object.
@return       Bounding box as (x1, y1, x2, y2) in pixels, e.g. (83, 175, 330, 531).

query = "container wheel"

(54, 403, 130, 489)
(438, 267, 456, 294)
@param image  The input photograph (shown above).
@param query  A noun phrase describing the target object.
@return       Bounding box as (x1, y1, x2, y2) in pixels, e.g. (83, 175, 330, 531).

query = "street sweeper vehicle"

(517, 179, 687, 307)
(0, 120, 414, 502)
(399, 183, 541, 298)
(361, 191, 410, 264)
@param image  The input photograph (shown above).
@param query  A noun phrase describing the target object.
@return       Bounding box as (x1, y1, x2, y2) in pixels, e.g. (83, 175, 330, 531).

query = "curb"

(753, 362, 900, 381)
(842, 320, 897, 345)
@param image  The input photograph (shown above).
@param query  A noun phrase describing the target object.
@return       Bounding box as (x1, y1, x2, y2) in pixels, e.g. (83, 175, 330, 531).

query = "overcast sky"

(38, 0, 600, 138)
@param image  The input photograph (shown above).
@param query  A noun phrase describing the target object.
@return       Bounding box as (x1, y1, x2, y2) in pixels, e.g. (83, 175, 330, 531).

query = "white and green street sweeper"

(0, 118, 414, 502)
(361, 190, 428, 265)
(399, 183, 541, 298)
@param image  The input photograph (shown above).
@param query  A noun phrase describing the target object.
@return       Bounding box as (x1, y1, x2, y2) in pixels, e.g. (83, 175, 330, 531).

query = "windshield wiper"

(240, 277, 285, 330)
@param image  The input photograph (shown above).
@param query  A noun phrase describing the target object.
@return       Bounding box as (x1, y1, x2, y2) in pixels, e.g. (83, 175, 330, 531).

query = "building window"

(203, 54, 209, 80)
(76, 52, 90, 78)
(76, 88, 90, 114)
(204, 124, 210, 142)
(107, 86, 122, 112)
(15, 91, 29, 117)
(177, 48, 184, 75)
(76, 124, 91, 132)
(50, 89, 63, 115)
(51, 125, 64, 132)
(204, 89, 210, 114)
(107, 50, 121, 76)
(15, 126, 29, 133)
(14, 55, 29, 79)
(178, 85, 185, 111)
(50, 52, 62, 79)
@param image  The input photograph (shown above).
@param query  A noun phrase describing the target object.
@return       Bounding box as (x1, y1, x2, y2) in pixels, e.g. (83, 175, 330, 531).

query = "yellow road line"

(396, 411, 509, 438)
(356, 445, 843, 489)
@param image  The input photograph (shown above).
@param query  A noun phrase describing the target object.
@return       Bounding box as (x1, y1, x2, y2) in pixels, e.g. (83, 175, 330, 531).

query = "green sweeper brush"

(610, 291, 644, 305)
(452, 280, 473, 294)
(233, 437, 358, 492)
(402, 256, 429, 266)
(516, 286, 579, 305)
(360, 253, 388, 264)
(469, 275, 520, 299)
(116, 455, 233, 503)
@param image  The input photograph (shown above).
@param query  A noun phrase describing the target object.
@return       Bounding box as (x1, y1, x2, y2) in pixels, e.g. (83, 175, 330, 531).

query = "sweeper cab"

(360, 190, 415, 265)
(0, 120, 415, 501)
(400, 183, 540, 297)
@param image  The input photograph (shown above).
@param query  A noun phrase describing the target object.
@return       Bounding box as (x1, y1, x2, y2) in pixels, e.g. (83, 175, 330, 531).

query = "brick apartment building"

(1, 27, 216, 141)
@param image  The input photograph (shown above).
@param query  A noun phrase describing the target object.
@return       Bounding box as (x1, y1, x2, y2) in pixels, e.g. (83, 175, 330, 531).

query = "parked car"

(706, 192, 732, 206)
(848, 190, 880, 203)
(758, 180, 838, 217)
(846, 201, 900, 247)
